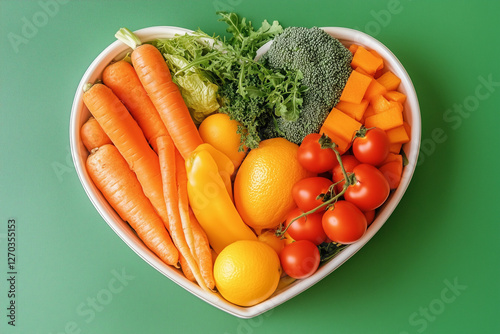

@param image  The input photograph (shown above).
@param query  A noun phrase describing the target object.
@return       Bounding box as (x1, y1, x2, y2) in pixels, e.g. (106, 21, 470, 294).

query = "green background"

(1, 0, 499, 333)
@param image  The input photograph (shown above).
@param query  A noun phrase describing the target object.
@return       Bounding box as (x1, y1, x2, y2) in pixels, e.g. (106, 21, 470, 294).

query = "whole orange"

(214, 240, 281, 307)
(198, 113, 248, 169)
(234, 138, 314, 234)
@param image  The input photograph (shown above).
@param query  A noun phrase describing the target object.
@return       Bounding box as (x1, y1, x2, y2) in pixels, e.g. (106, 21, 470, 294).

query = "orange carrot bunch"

(79, 28, 213, 290)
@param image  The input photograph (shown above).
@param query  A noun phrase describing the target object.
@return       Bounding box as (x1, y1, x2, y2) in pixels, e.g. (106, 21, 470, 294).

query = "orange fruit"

(198, 113, 248, 169)
(234, 138, 314, 234)
(257, 230, 286, 255)
(214, 240, 281, 306)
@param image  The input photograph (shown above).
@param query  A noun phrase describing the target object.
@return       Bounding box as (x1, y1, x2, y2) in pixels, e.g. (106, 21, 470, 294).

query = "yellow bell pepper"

(185, 147, 257, 254)
(191, 143, 234, 201)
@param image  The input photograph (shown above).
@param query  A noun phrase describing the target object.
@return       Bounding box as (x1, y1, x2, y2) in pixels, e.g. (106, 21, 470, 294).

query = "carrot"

(102, 60, 169, 153)
(80, 116, 112, 152)
(86, 144, 178, 266)
(189, 209, 215, 290)
(156, 135, 210, 291)
(82, 83, 169, 227)
(115, 28, 203, 160)
(179, 254, 196, 282)
(176, 148, 215, 290)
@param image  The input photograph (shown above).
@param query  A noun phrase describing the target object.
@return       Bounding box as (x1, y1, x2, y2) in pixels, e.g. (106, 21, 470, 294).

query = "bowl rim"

(69, 25, 421, 319)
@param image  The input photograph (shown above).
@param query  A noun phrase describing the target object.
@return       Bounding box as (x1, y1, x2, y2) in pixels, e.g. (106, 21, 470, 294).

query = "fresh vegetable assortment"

(80, 12, 412, 307)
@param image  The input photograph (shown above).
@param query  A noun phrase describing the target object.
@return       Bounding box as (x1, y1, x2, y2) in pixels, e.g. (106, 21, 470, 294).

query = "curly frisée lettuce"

(164, 53, 220, 125)
(152, 12, 307, 150)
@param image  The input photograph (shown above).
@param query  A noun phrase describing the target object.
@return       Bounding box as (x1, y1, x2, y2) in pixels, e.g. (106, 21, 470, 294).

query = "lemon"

(214, 240, 281, 307)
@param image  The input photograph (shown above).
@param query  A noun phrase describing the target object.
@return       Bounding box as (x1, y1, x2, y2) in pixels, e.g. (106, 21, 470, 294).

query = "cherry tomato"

(292, 177, 333, 212)
(352, 127, 390, 166)
(332, 155, 360, 194)
(297, 133, 338, 173)
(279, 240, 321, 279)
(344, 164, 390, 212)
(285, 208, 327, 245)
(322, 200, 367, 244)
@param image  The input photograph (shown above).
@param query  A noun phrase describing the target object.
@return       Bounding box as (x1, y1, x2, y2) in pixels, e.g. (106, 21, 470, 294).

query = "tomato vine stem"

(276, 142, 354, 238)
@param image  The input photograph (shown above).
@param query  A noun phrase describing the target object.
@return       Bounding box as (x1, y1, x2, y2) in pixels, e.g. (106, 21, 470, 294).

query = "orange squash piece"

(364, 106, 403, 130)
(340, 70, 373, 104)
(349, 44, 359, 55)
(377, 71, 401, 91)
(371, 95, 392, 113)
(335, 99, 369, 122)
(386, 125, 410, 144)
(364, 79, 388, 101)
(381, 153, 403, 165)
(379, 160, 403, 189)
(319, 126, 350, 155)
(351, 46, 384, 75)
(389, 143, 402, 154)
(321, 107, 362, 143)
(385, 90, 407, 104)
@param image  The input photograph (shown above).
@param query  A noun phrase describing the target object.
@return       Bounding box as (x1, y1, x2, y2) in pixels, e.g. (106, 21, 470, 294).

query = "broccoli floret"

(261, 26, 352, 144)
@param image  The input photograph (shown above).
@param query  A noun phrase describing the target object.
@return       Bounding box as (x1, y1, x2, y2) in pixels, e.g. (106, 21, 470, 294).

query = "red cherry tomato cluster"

(278, 129, 397, 279)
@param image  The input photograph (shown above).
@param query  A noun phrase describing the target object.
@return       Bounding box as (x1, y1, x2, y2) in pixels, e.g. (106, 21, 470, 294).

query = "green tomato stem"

(276, 145, 354, 238)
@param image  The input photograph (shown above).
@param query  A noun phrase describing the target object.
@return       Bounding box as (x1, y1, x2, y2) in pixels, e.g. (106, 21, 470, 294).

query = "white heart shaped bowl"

(70, 26, 421, 319)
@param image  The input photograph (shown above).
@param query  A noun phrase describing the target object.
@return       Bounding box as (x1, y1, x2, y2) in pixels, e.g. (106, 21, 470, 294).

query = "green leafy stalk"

(115, 27, 142, 49)
(152, 12, 307, 150)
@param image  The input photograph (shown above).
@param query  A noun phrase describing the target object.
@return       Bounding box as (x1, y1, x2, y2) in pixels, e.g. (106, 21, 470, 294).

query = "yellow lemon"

(234, 138, 314, 234)
(198, 113, 248, 169)
(214, 240, 281, 307)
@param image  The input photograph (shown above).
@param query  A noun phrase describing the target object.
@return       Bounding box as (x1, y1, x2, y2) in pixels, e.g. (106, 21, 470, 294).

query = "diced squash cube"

(379, 160, 403, 189)
(377, 71, 401, 91)
(364, 106, 403, 130)
(364, 79, 388, 101)
(354, 67, 373, 77)
(403, 121, 411, 139)
(349, 44, 359, 55)
(321, 107, 362, 143)
(362, 105, 376, 122)
(340, 70, 373, 104)
(371, 95, 392, 113)
(382, 153, 403, 165)
(389, 143, 402, 154)
(369, 49, 384, 71)
(388, 101, 404, 113)
(335, 99, 369, 122)
(319, 126, 350, 155)
(386, 125, 410, 144)
(385, 90, 407, 103)
(351, 46, 384, 75)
